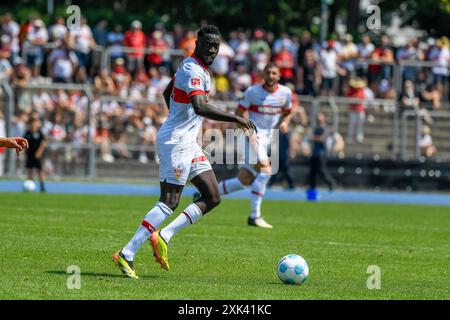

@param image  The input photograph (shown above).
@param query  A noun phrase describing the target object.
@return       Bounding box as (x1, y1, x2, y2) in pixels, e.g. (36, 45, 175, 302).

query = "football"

(277, 254, 309, 285)
(23, 180, 36, 192)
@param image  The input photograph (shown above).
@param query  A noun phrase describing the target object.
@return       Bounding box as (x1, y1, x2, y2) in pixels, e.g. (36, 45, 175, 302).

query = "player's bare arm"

(0, 137, 29, 154)
(190, 94, 257, 133)
(277, 111, 293, 134)
(162, 79, 174, 110)
(35, 139, 47, 159)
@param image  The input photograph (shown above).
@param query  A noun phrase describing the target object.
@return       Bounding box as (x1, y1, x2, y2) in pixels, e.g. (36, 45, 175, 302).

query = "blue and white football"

(277, 254, 309, 285)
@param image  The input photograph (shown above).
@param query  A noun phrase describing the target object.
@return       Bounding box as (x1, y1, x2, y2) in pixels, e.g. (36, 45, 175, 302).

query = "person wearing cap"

(346, 77, 367, 143)
(339, 33, 358, 94)
(124, 20, 146, 74)
(24, 18, 48, 78)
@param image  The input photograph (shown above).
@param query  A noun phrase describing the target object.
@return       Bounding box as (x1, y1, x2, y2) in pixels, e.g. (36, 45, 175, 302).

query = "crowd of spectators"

(0, 12, 449, 175)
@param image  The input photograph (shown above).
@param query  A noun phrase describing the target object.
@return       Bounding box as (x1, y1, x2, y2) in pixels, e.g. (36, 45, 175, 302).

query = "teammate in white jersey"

(113, 25, 257, 278)
(195, 63, 293, 229)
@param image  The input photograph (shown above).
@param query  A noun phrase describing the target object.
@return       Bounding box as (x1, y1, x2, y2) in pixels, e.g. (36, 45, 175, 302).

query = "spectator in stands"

(147, 66, 171, 101)
(273, 32, 296, 56)
(415, 70, 441, 111)
(0, 47, 13, 79)
(273, 44, 295, 85)
(147, 29, 169, 70)
(107, 24, 125, 62)
(326, 127, 345, 159)
(430, 37, 450, 97)
(11, 57, 31, 87)
(111, 58, 131, 99)
(357, 34, 375, 78)
(1, 12, 20, 60)
(48, 17, 68, 42)
(419, 126, 437, 158)
(396, 37, 424, 81)
(92, 19, 108, 47)
(69, 16, 95, 83)
(401, 79, 433, 124)
(346, 77, 367, 143)
(229, 63, 252, 92)
(24, 18, 48, 78)
(338, 34, 359, 94)
(369, 34, 394, 87)
(0, 34, 12, 60)
(297, 49, 320, 96)
(377, 78, 396, 100)
(123, 20, 146, 75)
(231, 32, 250, 69)
(319, 39, 340, 96)
(94, 69, 116, 95)
(297, 31, 314, 70)
(48, 40, 78, 83)
(94, 113, 114, 163)
(179, 30, 196, 57)
(249, 29, 271, 71)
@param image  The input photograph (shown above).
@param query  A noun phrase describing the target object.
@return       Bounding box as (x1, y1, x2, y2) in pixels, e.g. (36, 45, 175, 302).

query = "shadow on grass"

(45, 270, 157, 279)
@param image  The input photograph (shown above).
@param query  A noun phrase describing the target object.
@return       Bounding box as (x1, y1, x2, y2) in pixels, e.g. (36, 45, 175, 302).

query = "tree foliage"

(0, 0, 448, 37)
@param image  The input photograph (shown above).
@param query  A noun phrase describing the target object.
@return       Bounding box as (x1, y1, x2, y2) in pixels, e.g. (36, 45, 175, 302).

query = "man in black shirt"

(308, 112, 335, 194)
(24, 118, 47, 192)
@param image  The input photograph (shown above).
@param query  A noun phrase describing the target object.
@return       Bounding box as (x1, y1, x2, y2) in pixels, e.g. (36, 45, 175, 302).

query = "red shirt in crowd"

(147, 35, 168, 65)
(124, 30, 146, 58)
(273, 49, 294, 80)
(347, 87, 365, 112)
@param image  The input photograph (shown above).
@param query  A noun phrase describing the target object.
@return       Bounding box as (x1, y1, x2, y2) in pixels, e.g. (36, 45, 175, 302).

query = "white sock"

(250, 172, 271, 219)
(160, 203, 203, 243)
(122, 201, 173, 261)
(218, 177, 245, 195)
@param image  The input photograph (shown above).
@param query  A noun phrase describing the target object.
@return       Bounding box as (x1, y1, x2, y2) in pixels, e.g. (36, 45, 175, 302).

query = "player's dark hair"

(264, 62, 279, 71)
(197, 25, 221, 39)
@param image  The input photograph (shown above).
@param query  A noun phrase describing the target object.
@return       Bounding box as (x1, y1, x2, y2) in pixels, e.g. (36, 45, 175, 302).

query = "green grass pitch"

(0, 192, 449, 300)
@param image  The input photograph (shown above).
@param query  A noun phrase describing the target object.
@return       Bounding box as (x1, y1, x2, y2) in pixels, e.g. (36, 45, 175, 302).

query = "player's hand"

(2, 137, 28, 155)
(279, 122, 289, 134)
(236, 117, 257, 136)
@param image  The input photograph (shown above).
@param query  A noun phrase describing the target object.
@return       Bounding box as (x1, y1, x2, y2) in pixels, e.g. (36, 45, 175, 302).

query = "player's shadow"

(45, 270, 156, 279)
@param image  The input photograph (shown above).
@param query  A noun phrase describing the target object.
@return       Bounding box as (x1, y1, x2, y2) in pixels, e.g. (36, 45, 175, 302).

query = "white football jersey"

(238, 84, 292, 131)
(157, 55, 211, 145)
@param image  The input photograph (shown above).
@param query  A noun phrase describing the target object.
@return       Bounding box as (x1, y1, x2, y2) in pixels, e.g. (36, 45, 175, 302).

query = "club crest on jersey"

(174, 166, 184, 180)
(190, 77, 201, 87)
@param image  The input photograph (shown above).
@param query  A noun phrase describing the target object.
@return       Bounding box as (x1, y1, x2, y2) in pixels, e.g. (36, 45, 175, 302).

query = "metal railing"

(3, 78, 450, 178)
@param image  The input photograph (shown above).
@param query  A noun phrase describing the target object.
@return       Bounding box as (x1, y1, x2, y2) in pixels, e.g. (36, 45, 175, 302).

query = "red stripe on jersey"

(238, 104, 248, 111)
(172, 87, 190, 104)
(191, 156, 207, 163)
(141, 220, 156, 233)
(183, 211, 193, 224)
(249, 105, 284, 114)
(187, 90, 206, 98)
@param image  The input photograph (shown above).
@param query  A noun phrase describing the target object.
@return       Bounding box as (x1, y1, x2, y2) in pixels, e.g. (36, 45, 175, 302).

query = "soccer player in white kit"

(196, 63, 293, 229)
(113, 25, 257, 278)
